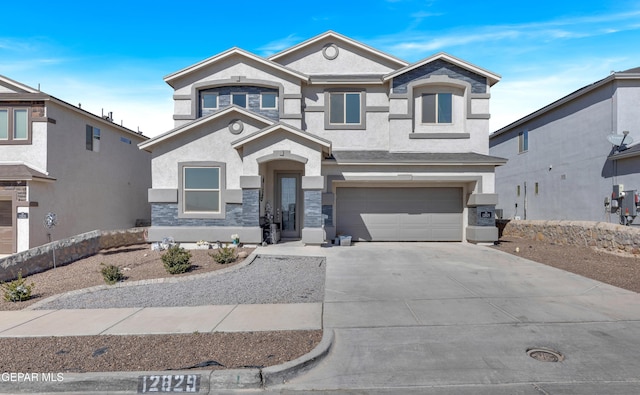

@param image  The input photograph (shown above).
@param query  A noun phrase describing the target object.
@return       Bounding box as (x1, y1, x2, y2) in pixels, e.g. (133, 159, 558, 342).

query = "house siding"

(303, 190, 323, 228)
(201, 86, 279, 120)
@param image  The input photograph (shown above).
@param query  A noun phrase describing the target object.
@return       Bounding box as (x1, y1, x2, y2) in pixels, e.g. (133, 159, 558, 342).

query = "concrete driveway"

(269, 242, 640, 394)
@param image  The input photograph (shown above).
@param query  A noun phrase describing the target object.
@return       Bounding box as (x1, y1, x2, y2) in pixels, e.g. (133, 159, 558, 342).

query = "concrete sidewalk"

(0, 303, 322, 337)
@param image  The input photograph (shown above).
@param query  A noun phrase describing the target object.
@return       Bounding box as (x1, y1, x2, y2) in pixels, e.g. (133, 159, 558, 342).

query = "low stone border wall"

(0, 228, 147, 282)
(500, 220, 640, 256)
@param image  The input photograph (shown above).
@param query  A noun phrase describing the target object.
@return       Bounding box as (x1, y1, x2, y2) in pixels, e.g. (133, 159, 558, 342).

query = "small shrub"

(2, 271, 34, 302)
(162, 245, 192, 274)
(209, 244, 238, 264)
(101, 263, 124, 285)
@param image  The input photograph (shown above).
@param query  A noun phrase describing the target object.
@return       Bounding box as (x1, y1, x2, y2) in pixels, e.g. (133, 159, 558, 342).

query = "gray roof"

(330, 150, 507, 165)
(609, 143, 640, 160)
(0, 164, 56, 181)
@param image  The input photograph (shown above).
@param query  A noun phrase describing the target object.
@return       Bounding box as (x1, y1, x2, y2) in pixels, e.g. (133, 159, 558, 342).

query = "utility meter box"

(621, 190, 638, 216)
(612, 184, 625, 200)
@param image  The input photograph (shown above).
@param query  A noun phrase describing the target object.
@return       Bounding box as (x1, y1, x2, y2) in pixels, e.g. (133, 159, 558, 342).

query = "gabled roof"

(0, 75, 40, 94)
(268, 30, 409, 69)
(164, 48, 309, 87)
(139, 105, 275, 151)
(231, 122, 331, 154)
(491, 67, 640, 138)
(384, 52, 501, 86)
(0, 163, 56, 182)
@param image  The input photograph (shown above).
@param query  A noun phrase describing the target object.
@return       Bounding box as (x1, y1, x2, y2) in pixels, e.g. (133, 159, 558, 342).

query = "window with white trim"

(201, 93, 218, 110)
(422, 93, 452, 124)
(86, 125, 100, 152)
(0, 107, 31, 144)
(260, 92, 277, 109)
(329, 92, 361, 124)
(183, 166, 221, 214)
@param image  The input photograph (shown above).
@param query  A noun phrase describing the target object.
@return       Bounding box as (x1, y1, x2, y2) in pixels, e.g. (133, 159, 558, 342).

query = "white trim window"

(260, 92, 277, 109)
(183, 166, 221, 214)
(422, 93, 452, 124)
(201, 93, 218, 110)
(86, 125, 100, 152)
(231, 93, 247, 108)
(329, 92, 361, 124)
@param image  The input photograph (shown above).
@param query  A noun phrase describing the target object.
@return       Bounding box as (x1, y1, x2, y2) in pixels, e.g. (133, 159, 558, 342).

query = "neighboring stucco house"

(489, 68, 640, 223)
(0, 75, 151, 254)
(140, 31, 505, 245)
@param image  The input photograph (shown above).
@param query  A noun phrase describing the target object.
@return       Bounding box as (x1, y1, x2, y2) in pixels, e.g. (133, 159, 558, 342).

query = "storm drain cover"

(527, 347, 564, 362)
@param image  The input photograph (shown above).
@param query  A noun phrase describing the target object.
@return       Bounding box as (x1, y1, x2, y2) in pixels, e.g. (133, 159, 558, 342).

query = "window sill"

(409, 133, 470, 139)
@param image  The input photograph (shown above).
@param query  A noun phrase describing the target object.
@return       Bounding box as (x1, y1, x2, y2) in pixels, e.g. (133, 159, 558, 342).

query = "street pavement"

(3, 241, 640, 394)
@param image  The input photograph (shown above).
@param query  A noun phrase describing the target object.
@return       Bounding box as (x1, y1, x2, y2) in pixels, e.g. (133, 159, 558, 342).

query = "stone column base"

(466, 226, 498, 244)
(302, 228, 325, 245)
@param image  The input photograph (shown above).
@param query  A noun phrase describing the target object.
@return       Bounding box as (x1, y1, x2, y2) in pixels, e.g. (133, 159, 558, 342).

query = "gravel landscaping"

(34, 255, 326, 309)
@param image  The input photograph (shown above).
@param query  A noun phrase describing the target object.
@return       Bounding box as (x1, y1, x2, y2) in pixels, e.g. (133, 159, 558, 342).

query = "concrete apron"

(274, 242, 640, 394)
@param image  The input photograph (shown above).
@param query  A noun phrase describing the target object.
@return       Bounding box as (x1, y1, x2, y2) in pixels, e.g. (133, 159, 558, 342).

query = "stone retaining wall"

(500, 220, 640, 256)
(0, 228, 147, 282)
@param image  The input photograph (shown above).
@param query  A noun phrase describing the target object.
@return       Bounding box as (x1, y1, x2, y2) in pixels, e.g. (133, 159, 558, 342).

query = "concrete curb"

(262, 328, 334, 387)
(0, 330, 333, 393)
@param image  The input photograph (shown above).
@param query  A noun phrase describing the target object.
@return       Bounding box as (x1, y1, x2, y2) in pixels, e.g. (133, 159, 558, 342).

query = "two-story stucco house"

(0, 75, 151, 254)
(489, 67, 640, 223)
(140, 31, 505, 245)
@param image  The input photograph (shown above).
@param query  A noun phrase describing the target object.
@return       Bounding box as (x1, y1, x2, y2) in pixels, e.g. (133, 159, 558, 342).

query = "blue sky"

(2, 0, 640, 137)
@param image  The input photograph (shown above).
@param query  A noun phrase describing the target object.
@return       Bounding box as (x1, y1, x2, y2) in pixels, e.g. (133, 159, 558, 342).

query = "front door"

(276, 173, 301, 239)
(0, 194, 15, 254)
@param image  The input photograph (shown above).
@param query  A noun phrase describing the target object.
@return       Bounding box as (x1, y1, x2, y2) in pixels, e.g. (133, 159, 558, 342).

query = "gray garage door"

(336, 187, 463, 241)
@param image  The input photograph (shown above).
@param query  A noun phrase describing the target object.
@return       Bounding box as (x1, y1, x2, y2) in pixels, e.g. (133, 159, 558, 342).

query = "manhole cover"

(526, 347, 564, 362)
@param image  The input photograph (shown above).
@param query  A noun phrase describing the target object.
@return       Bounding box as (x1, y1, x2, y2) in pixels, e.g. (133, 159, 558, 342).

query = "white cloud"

(257, 34, 304, 57)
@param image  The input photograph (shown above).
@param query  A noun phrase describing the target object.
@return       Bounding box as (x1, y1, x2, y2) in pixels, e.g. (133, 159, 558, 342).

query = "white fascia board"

(0, 75, 39, 93)
(139, 105, 274, 150)
(231, 123, 331, 150)
(164, 48, 309, 86)
(268, 30, 409, 68)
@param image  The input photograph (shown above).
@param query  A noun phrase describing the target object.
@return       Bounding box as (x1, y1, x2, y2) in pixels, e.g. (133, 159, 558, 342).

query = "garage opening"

(336, 187, 463, 241)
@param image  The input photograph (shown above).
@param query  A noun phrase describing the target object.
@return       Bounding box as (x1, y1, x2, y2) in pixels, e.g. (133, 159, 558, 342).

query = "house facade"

(489, 68, 640, 223)
(140, 31, 505, 245)
(0, 75, 151, 254)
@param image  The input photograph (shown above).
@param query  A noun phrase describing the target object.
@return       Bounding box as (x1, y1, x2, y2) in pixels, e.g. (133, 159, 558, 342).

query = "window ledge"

(410, 133, 470, 139)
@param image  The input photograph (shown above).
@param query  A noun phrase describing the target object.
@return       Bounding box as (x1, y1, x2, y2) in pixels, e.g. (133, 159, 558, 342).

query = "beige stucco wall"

(28, 101, 151, 249)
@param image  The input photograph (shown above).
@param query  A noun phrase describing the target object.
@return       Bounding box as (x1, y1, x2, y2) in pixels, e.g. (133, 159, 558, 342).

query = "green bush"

(2, 271, 34, 302)
(209, 244, 238, 264)
(162, 246, 192, 274)
(100, 263, 124, 285)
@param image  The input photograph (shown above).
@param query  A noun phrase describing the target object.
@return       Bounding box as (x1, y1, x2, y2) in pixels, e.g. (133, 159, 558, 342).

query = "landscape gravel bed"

(35, 255, 326, 309)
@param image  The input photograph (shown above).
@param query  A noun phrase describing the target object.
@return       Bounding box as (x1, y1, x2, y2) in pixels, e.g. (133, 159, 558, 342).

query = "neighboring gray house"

(489, 68, 640, 223)
(140, 31, 505, 245)
(0, 75, 151, 254)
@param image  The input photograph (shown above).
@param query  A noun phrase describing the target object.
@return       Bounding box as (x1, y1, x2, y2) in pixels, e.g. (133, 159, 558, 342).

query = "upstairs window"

(518, 130, 528, 153)
(261, 92, 277, 109)
(422, 93, 452, 124)
(183, 166, 220, 214)
(201, 93, 218, 110)
(329, 92, 361, 124)
(0, 107, 31, 144)
(86, 125, 100, 152)
(232, 93, 247, 108)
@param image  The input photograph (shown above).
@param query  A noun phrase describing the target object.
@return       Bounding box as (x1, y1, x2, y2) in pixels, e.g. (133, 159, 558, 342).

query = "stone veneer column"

(301, 176, 325, 245)
(466, 193, 499, 244)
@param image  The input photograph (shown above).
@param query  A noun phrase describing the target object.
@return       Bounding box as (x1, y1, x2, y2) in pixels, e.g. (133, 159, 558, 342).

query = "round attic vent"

(322, 43, 339, 60)
(228, 119, 244, 135)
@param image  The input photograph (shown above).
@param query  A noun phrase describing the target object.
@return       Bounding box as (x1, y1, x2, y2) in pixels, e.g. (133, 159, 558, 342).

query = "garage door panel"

(336, 187, 462, 242)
